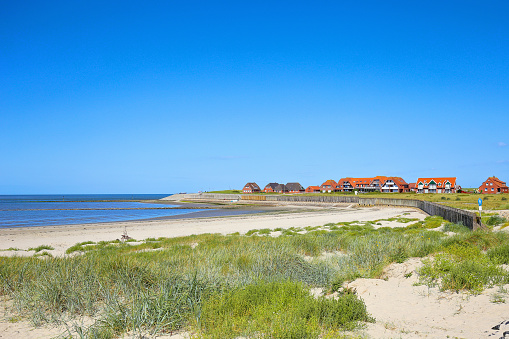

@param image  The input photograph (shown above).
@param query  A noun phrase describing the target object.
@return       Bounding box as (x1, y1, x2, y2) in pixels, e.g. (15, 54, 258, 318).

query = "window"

(485, 188, 488, 191)
(492, 188, 494, 191)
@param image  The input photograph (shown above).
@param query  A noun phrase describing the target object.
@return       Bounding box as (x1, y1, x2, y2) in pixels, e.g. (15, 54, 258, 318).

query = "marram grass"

(2, 216, 509, 338)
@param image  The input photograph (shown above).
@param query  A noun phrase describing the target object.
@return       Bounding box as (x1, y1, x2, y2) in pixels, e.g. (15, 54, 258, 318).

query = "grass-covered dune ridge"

(2, 216, 509, 338)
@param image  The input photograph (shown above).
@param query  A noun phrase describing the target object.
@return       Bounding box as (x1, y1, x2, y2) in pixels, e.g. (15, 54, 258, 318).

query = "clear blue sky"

(1, 1, 508, 194)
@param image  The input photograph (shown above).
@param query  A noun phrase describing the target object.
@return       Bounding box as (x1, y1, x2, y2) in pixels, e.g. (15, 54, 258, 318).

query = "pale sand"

(351, 259, 509, 338)
(0, 206, 424, 257)
(3, 205, 506, 338)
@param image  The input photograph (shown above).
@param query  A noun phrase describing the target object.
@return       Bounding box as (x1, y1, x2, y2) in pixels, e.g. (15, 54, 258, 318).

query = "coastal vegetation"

(210, 190, 509, 210)
(1, 216, 509, 338)
(207, 190, 243, 194)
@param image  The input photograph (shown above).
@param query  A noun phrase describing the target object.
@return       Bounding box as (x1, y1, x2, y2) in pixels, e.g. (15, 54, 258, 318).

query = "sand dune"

(2, 205, 506, 338)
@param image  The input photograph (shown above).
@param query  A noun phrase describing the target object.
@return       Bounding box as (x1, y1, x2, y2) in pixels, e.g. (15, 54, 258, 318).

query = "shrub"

(488, 244, 509, 264)
(200, 281, 373, 338)
(487, 215, 507, 226)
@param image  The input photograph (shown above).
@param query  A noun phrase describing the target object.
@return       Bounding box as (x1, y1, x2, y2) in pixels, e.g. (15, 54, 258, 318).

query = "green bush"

(487, 215, 507, 226)
(200, 280, 373, 338)
(488, 244, 509, 264)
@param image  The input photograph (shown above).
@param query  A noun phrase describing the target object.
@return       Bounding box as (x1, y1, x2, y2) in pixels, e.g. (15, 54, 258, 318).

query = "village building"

(320, 180, 338, 193)
(416, 177, 458, 193)
(305, 186, 321, 193)
(367, 176, 387, 192)
(263, 183, 279, 193)
(337, 176, 410, 193)
(350, 178, 373, 192)
(408, 183, 417, 192)
(242, 182, 261, 194)
(337, 178, 356, 192)
(479, 176, 509, 194)
(286, 182, 305, 193)
(275, 183, 289, 194)
(380, 177, 410, 193)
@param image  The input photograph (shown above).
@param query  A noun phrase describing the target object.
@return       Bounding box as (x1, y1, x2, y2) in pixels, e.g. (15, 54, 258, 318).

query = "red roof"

(321, 179, 337, 186)
(305, 186, 321, 192)
(416, 177, 456, 189)
(489, 176, 507, 186)
(480, 176, 508, 189)
(337, 177, 369, 187)
(390, 177, 409, 187)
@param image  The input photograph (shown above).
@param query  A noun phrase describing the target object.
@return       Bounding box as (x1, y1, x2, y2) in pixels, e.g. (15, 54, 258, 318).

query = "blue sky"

(1, 1, 508, 193)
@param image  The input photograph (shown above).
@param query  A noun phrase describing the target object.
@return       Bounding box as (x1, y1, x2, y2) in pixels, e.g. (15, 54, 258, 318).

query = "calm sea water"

(0, 194, 205, 228)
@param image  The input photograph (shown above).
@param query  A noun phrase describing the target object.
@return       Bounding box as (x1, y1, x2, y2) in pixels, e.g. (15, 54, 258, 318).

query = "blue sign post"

(478, 198, 483, 207)
(478, 198, 483, 220)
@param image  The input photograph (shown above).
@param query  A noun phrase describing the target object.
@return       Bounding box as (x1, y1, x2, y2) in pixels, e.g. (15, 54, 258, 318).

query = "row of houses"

(315, 176, 414, 193)
(243, 176, 508, 195)
(242, 182, 305, 194)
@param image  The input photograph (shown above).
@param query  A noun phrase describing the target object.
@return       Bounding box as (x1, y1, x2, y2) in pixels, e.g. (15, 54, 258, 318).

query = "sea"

(0, 194, 206, 228)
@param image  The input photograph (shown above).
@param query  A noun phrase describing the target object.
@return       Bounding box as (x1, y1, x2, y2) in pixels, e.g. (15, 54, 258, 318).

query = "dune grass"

(1, 217, 509, 338)
(28, 245, 54, 253)
(200, 280, 373, 338)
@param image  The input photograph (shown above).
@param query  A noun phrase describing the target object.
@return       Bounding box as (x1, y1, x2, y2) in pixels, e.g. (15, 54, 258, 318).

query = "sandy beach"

(0, 204, 420, 256)
(2, 205, 509, 338)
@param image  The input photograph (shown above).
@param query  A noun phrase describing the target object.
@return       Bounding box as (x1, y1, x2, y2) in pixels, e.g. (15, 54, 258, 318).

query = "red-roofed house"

(479, 176, 509, 194)
(243, 182, 261, 194)
(337, 178, 373, 192)
(351, 178, 373, 191)
(321, 180, 338, 193)
(337, 176, 409, 193)
(368, 176, 388, 192)
(337, 178, 354, 192)
(305, 186, 321, 193)
(381, 177, 410, 193)
(263, 183, 279, 193)
(416, 178, 458, 193)
(408, 183, 417, 192)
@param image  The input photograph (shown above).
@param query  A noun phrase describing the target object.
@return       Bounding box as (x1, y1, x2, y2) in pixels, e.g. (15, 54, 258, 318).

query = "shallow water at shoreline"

(0, 194, 210, 228)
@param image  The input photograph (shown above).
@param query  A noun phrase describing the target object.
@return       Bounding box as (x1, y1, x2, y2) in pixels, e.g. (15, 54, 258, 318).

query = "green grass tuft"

(200, 280, 373, 338)
(28, 245, 54, 253)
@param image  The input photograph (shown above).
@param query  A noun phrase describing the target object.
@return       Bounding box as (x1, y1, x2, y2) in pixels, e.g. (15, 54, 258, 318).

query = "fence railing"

(163, 193, 483, 230)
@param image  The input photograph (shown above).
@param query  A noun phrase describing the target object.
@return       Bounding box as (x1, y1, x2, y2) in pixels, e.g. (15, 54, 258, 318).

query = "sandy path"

(0, 206, 424, 257)
(351, 259, 509, 338)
